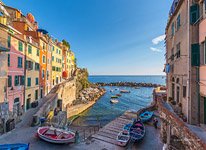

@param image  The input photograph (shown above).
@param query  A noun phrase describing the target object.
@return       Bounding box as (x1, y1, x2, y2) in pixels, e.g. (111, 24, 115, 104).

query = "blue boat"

(0, 143, 29, 150)
(123, 123, 132, 131)
(129, 120, 145, 142)
(139, 111, 154, 123)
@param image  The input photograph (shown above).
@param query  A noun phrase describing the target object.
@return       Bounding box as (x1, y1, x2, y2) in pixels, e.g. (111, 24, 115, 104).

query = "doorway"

(40, 88, 43, 98)
(26, 98, 31, 110)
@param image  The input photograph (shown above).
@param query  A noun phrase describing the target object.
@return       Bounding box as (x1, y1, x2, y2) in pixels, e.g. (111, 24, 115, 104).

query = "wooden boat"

(129, 120, 145, 142)
(110, 99, 119, 104)
(116, 130, 130, 147)
(116, 94, 122, 97)
(111, 96, 118, 99)
(123, 123, 132, 131)
(37, 126, 75, 144)
(139, 111, 154, 123)
(120, 90, 130, 93)
(0, 143, 29, 150)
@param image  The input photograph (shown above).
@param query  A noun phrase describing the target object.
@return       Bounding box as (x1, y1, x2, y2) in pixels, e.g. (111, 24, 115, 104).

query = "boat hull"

(139, 111, 154, 123)
(37, 126, 75, 144)
(129, 121, 145, 142)
(0, 143, 29, 150)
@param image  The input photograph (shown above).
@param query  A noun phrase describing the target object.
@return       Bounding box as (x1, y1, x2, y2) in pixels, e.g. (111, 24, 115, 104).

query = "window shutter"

(190, 4, 199, 25)
(191, 43, 200, 66)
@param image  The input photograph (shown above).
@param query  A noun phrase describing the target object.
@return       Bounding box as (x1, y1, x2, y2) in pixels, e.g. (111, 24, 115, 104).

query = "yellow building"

(51, 41, 62, 86)
(25, 36, 40, 110)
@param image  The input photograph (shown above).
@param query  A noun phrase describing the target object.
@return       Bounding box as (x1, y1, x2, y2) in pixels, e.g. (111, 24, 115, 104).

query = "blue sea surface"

(89, 75, 166, 85)
(73, 76, 165, 126)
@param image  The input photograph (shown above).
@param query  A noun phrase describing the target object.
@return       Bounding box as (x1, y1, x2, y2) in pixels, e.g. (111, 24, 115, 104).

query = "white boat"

(120, 90, 130, 93)
(116, 130, 130, 147)
(110, 99, 119, 104)
(37, 126, 75, 144)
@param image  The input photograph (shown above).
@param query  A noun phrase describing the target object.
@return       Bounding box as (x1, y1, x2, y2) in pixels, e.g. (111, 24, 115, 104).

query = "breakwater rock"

(95, 82, 162, 88)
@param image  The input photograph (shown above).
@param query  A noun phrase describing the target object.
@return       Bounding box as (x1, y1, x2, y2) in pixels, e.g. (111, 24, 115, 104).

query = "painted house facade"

(51, 41, 62, 87)
(7, 29, 25, 116)
(165, 0, 201, 125)
(25, 36, 40, 110)
(199, 0, 206, 124)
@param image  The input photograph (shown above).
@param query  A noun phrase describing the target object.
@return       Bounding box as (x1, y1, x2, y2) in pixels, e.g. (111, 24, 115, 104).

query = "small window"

(8, 76, 12, 87)
(35, 78, 39, 85)
(52, 56, 54, 61)
(15, 76, 19, 86)
(20, 76, 25, 85)
(172, 22, 175, 36)
(42, 70, 45, 78)
(28, 45, 32, 54)
(18, 57, 23, 68)
(176, 43, 181, 58)
(183, 86, 187, 98)
(43, 56, 46, 63)
(18, 41, 23, 51)
(27, 78, 31, 87)
(56, 49, 58, 54)
(8, 36, 11, 48)
(177, 14, 181, 30)
(35, 63, 39, 70)
(8, 54, 10, 66)
(36, 48, 39, 56)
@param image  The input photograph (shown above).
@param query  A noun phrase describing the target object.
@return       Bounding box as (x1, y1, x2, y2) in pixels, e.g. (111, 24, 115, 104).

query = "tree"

(62, 39, 70, 49)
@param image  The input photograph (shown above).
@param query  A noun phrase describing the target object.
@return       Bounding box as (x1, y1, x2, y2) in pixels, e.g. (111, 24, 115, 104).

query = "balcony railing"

(0, 37, 10, 52)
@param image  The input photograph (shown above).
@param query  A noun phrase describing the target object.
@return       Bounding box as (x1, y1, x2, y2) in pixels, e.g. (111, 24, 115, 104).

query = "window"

(35, 78, 39, 85)
(28, 45, 32, 54)
(15, 76, 19, 86)
(35, 63, 40, 70)
(52, 46, 54, 51)
(8, 54, 10, 66)
(18, 57, 23, 68)
(191, 43, 200, 66)
(42, 70, 45, 78)
(20, 76, 25, 85)
(18, 41, 23, 51)
(8, 76, 12, 87)
(26, 61, 33, 70)
(177, 14, 181, 30)
(47, 70, 49, 80)
(36, 48, 39, 56)
(35, 90, 38, 100)
(43, 56, 46, 63)
(27, 78, 31, 87)
(190, 4, 199, 25)
(8, 36, 11, 48)
(52, 66, 56, 71)
(176, 43, 181, 58)
(172, 22, 175, 36)
(56, 49, 58, 54)
(43, 43, 45, 50)
(52, 56, 54, 61)
(183, 86, 187, 98)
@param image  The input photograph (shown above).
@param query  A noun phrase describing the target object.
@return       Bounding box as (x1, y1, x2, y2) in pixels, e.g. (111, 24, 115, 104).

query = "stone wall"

(157, 94, 206, 150)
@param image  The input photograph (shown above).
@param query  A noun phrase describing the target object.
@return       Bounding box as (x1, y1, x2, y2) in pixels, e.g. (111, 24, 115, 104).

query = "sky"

(3, 0, 173, 75)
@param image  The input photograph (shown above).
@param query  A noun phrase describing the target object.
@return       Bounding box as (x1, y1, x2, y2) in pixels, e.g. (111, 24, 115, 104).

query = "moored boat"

(37, 126, 75, 144)
(120, 90, 130, 93)
(116, 94, 122, 97)
(110, 99, 119, 104)
(123, 123, 132, 131)
(0, 143, 29, 150)
(129, 120, 145, 142)
(116, 130, 130, 147)
(139, 111, 154, 123)
(111, 95, 118, 99)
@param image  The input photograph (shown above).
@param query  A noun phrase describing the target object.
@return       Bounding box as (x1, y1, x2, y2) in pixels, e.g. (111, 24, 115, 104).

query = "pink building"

(7, 29, 25, 116)
(199, 1, 206, 124)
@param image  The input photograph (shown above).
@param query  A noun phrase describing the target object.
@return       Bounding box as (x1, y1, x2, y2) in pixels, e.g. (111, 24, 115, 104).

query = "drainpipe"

(187, 0, 191, 124)
(24, 41, 27, 113)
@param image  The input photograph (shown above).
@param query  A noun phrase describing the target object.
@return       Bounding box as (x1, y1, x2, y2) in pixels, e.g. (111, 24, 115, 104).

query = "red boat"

(37, 126, 75, 144)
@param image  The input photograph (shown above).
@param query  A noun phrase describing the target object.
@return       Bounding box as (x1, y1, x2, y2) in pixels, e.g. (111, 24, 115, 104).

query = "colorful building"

(165, 0, 201, 125)
(51, 41, 62, 87)
(199, 0, 206, 124)
(46, 39, 52, 94)
(25, 36, 40, 110)
(0, 10, 10, 124)
(7, 28, 25, 116)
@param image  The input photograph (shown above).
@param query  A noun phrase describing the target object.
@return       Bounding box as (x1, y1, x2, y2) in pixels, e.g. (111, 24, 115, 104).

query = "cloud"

(150, 47, 162, 52)
(152, 35, 166, 45)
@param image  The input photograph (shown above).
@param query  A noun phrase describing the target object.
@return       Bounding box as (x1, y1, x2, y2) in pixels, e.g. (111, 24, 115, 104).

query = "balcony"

(0, 37, 10, 52)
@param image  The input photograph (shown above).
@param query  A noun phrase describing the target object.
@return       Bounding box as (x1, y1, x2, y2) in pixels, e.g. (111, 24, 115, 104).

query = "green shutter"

(191, 43, 200, 66)
(27, 78, 31, 87)
(18, 41, 23, 51)
(8, 54, 10, 66)
(8, 76, 12, 87)
(28, 45, 32, 54)
(8, 36, 11, 48)
(15, 76, 19, 86)
(190, 4, 199, 25)
(37, 48, 39, 56)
